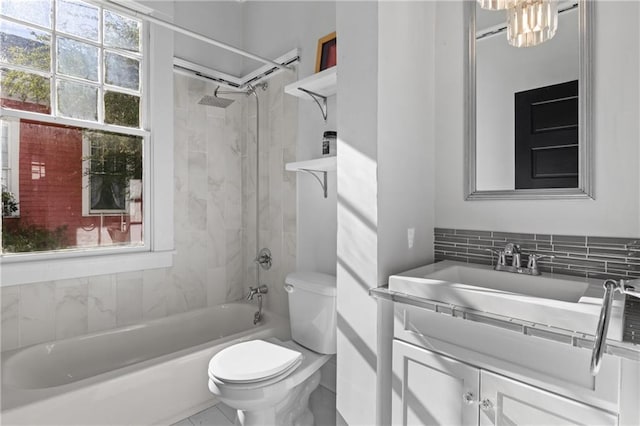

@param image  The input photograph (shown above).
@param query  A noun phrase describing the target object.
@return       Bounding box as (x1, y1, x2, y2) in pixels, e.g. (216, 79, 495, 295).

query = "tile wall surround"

(434, 227, 640, 344)
(1, 72, 298, 352)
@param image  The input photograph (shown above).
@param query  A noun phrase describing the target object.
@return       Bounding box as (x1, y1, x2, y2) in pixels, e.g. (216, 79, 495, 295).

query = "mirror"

(465, 1, 593, 200)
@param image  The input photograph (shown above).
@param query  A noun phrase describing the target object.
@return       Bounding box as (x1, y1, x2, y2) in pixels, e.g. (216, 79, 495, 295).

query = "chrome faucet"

(254, 248, 272, 270)
(504, 243, 522, 268)
(247, 285, 268, 325)
(486, 243, 553, 276)
(246, 284, 268, 301)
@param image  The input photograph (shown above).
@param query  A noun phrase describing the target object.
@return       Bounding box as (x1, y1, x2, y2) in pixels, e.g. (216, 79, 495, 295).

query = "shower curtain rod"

(87, 0, 290, 70)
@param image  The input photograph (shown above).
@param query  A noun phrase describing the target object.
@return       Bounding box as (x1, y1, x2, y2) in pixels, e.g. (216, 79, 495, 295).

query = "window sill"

(0, 249, 175, 286)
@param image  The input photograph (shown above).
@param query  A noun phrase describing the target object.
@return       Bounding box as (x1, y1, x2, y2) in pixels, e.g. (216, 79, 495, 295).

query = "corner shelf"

(285, 156, 336, 198)
(284, 67, 337, 121)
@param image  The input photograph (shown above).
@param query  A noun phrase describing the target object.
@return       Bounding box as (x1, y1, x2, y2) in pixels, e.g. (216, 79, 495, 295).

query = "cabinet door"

(392, 340, 480, 426)
(479, 370, 618, 426)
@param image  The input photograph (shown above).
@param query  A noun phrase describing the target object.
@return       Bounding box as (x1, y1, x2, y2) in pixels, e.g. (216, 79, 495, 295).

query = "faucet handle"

(527, 253, 554, 270)
(486, 248, 507, 266)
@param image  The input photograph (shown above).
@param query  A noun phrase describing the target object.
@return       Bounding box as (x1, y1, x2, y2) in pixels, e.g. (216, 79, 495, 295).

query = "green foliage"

(2, 224, 68, 253)
(2, 189, 18, 217)
(104, 91, 140, 127)
(1, 33, 51, 104)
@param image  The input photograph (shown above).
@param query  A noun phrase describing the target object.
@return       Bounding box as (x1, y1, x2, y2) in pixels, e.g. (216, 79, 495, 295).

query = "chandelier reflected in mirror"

(477, 0, 559, 48)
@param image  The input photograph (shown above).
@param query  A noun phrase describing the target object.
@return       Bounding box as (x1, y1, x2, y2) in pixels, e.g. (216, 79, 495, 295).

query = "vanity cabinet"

(392, 339, 479, 425)
(388, 300, 640, 425)
(392, 340, 618, 426)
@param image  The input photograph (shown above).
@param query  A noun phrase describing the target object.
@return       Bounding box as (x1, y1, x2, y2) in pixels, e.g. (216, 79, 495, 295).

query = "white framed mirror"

(465, 1, 593, 200)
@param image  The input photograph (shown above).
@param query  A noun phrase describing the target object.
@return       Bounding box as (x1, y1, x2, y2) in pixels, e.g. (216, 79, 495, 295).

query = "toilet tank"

(285, 272, 337, 354)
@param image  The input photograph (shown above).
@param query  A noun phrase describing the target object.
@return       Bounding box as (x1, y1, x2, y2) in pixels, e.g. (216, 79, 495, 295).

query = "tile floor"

(172, 403, 235, 426)
(173, 385, 336, 426)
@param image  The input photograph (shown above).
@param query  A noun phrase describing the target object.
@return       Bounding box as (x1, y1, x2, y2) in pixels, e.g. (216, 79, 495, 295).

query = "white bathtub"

(1, 302, 290, 425)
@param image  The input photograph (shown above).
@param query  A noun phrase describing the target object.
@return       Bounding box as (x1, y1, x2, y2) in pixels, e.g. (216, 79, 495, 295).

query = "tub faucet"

(246, 285, 268, 301)
(247, 285, 268, 325)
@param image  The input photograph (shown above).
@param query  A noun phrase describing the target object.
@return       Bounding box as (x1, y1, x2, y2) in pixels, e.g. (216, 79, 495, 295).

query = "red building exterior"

(2, 100, 135, 250)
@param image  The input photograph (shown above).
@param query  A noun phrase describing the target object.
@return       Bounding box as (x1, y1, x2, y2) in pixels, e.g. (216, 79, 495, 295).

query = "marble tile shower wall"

(242, 72, 298, 318)
(434, 228, 640, 280)
(1, 73, 298, 351)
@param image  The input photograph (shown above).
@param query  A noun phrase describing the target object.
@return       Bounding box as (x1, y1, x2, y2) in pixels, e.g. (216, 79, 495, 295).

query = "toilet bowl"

(208, 339, 330, 425)
(207, 272, 336, 426)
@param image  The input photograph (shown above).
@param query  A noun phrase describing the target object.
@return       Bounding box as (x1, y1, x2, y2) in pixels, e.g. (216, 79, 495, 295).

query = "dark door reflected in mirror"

(515, 80, 578, 190)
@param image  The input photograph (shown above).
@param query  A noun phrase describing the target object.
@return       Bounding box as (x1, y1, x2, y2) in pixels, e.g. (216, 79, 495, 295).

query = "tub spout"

(253, 294, 263, 325)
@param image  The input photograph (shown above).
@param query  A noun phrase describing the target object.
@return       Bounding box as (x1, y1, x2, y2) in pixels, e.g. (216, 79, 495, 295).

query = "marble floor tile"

(310, 385, 337, 426)
(184, 404, 234, 426)
(216, 403, 237, 423)
(171, 418, 194, 426)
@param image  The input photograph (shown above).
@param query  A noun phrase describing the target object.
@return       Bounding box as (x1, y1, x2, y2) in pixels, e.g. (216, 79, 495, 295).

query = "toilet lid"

(209, 340, 303, 383)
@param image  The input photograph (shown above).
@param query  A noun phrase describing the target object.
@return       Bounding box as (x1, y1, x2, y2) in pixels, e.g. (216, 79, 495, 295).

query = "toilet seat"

(209, 340, 303, 384)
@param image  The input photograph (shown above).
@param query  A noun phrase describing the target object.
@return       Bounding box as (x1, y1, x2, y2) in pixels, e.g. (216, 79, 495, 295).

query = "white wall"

(242, 1, 336, 77)
(296, 95, 338, 276)
(436, 1, 640, 237)
(336, 2, 436, 424)
(173, 1, 245, 77)
(336, 2, 379, 422)
(378, 2, 436, 282)
(476, 10, 579, 190)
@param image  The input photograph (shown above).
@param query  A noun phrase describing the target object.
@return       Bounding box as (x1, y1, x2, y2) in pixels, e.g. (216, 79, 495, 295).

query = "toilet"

(208, 272, 337, 426)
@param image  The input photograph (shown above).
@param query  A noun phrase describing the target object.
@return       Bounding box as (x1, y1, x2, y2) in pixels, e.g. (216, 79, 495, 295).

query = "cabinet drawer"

(394, 303, 620, 412)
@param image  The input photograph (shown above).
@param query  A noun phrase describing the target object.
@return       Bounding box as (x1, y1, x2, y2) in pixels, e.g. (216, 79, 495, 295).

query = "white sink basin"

(421, 263, 591, 302)
(389, 261, 624, 338)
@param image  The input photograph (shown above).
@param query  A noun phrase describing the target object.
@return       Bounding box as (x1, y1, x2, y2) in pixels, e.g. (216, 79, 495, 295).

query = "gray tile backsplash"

(434, 228, 640, 344)
(434, 228, 640, 280)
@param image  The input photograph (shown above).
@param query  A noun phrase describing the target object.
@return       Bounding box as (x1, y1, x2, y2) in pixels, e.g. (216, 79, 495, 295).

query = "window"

(82, 130, 142, 217)
(0, 0, 147, 254)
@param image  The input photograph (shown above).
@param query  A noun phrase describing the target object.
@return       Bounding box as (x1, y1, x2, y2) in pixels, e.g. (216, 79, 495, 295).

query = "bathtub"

(1, 302, 290, 425)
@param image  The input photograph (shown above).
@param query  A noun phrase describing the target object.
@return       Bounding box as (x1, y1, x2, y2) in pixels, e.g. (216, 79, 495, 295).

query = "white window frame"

(0, 1, 175, 286)
(1, 117, 20, 217)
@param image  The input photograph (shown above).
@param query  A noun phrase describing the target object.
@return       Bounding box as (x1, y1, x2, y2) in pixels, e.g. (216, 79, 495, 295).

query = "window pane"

(1, 120, 144, 253)
(57, 37, 98, 81)
(104, 91, 139, 127)
(105, 52, 139, 90)
(0, 20, 51, 71)
(85, 130, 142, 213)
(56, 0, 99, 41)
(0, 0, 52, 29)
(57, 79, 97, 121)
(104, 10, 140, 52)
(1, 68, 51, 113)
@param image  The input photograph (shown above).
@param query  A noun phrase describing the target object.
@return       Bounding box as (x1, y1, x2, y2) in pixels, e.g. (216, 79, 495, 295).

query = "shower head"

(198, 83, 267, 108)
(197, 85, 242, 108)
(198, 94, 235, 108)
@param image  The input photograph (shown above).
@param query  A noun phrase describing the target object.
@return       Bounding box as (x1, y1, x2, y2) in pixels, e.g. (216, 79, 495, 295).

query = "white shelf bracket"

(298, 88, 328, 122)
(300, 168, 328, 198)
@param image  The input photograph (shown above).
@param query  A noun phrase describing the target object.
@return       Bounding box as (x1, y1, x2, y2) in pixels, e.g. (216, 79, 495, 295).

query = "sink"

(420, 264, 590, 302)
(388, 261, 624, 338)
